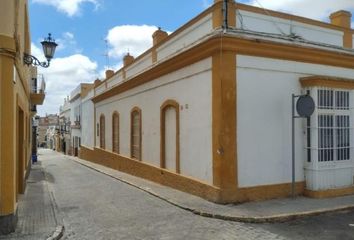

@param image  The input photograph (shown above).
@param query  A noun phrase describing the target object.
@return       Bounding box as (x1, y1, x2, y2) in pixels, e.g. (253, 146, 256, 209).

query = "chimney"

(330, 10, 352, 28)
(123, 53, 135, 67)
(152, 27, 168, 46)
(105, 69, 114, 79)
(94, 79, 101, 87)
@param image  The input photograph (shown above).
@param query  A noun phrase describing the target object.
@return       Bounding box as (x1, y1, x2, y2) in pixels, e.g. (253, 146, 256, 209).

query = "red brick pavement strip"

(68, 156, 354, 223)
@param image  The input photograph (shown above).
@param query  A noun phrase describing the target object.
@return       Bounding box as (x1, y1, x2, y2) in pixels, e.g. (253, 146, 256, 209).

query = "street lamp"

(24, 33, 58, 68)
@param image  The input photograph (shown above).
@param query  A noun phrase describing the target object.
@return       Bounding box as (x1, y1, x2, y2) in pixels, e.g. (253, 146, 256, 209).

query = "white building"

(74, 0, 354, 203)
(59, 96, 71, 155)
(69, 83, 94, 156)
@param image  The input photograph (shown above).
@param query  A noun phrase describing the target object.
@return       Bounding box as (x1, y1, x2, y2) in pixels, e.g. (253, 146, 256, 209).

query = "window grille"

(316, 88, 350, 162)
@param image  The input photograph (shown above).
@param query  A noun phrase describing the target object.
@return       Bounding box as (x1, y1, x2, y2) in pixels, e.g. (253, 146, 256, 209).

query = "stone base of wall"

(79, 146, 311, 203)
(0, 211, 17, 235)
(304, 186, 354, 198)
(79, 146, 221, 202)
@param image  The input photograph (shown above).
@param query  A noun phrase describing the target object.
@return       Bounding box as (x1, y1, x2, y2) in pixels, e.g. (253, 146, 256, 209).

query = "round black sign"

(296, 95, 315, 117)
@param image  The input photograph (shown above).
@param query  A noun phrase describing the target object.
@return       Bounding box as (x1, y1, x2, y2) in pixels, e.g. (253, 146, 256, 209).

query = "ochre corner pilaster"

(212, 48, 237, 191)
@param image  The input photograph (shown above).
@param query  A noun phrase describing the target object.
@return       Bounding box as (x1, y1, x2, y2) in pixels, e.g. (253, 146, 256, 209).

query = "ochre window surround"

(130, 107, 142, 160)
(99, 114, 105, 149)
(112, 111, 119, 154)
(300, 76, 354, 89)
(160, 100, 180, 173)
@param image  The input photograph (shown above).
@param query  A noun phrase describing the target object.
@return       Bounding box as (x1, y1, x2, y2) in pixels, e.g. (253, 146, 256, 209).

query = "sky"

(28, 0, 354, 116)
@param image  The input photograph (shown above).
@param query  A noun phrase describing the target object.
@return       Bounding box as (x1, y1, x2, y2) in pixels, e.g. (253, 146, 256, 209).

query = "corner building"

(79, 0, 354, 203)
(0, 0, 45, 233)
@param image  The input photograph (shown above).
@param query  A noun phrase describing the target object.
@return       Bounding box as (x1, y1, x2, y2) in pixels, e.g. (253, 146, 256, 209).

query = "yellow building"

(0, 0, 45, 234)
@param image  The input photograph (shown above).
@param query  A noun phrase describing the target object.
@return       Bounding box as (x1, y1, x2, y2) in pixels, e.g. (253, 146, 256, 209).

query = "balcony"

(71, 120, 81, 129)
(31, 90, 45, 105)
(30, 74, 46, 105)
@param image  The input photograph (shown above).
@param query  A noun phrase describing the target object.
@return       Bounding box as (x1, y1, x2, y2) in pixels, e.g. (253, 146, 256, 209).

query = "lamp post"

(24, 33, 58, 68)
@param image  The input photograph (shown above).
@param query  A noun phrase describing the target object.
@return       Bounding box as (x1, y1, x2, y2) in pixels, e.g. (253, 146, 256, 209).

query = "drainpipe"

(222, 0, 229, 30)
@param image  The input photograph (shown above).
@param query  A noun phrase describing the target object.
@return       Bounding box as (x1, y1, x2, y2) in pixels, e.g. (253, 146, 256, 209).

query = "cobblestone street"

(37, 149, 354, 240)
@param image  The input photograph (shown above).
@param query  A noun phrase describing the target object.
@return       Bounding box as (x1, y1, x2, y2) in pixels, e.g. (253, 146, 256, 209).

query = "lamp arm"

(23, 53, 50, 68)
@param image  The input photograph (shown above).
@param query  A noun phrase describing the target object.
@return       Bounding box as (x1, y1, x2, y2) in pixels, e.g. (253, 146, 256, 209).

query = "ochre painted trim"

(343, 30, 353, 48)
(212, 50, 237, 190)
(304, 186, 354, 198)
(112, 111, 119, 154)
(300, 76, 354, 89)
(130, 107, 142, 161)
(79, 146, 307, 203)
(79, 146, 221, 202)
(93, 35, 354, 104)
(160, 100, 180, 174)
(229, 182, 306, 203)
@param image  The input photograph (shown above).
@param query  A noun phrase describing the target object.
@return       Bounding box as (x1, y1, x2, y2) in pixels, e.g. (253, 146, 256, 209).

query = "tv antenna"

(102, 38, 110, 69)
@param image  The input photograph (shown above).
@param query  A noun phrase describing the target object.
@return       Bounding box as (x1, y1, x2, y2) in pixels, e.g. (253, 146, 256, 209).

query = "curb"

(69, 157, 354, 223)
(46, 226, 65, 240)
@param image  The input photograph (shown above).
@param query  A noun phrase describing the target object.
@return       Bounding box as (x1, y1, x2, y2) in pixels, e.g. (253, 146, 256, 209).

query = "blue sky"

(28, 0, 354, 116)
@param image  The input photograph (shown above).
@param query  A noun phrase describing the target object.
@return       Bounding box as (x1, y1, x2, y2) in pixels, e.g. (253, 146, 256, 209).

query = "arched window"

(160, 100, 180, 173)
(99, 114, 105, 149)
(112, 112, 119, 153)
(130, 107, 142, 160)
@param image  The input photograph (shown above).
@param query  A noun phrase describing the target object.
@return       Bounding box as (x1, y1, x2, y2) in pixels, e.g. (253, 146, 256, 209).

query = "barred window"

(317, 89, 350, 162)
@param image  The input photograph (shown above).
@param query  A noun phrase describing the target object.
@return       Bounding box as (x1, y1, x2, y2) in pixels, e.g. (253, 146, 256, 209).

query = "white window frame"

(305, 87, 354, 170)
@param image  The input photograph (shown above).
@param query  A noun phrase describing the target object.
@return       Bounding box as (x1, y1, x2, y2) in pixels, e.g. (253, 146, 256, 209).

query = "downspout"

(222, 0, 229, 30)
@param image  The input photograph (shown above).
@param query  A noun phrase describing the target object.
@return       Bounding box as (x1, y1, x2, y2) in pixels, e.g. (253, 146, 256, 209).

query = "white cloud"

(248, 0, 354, 21)
(32, 43, 98, 115)
(202, 0, 212, 9)
(32, 0, 100, 17)
(106, 25, 159, 60)
(56, 32, 81, 53)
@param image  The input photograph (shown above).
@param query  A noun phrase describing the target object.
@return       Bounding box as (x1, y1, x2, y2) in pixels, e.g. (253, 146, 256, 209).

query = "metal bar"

(292, 94, 295, 198)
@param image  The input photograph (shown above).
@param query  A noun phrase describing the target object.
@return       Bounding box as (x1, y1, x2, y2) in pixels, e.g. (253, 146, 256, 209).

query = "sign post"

(292, 94, 315, 198)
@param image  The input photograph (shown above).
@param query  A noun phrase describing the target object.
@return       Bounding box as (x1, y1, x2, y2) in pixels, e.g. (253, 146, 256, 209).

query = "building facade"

(0, 0, 45, 233)
(59, 96, 71, 155)
(70, 0, 354, 203)
(69, 83, 94, 157)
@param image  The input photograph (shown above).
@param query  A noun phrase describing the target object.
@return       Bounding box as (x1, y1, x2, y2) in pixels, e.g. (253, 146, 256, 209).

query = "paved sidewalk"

(0, 161, 64, 240)
(68, 155, 354, 223)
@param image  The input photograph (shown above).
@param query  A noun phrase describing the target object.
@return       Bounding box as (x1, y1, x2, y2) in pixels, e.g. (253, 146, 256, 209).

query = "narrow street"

(36, 149, 354, 240)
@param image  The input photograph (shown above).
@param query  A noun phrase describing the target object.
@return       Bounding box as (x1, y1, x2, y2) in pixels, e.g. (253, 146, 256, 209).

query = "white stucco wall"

(95, 83, 107, 95)
(157, 13, 213, 62)
(107, 72, 123, 89)
(81, 90, 94, 148)
(236, 55, 354, 188)
(236, 10, 344, 47)
(125, 52, 153, 79)
(95, 58, 213, 184)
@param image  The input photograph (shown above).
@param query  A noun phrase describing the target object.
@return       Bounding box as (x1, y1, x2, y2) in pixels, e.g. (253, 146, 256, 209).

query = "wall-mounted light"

(24, 33, 58, 68)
